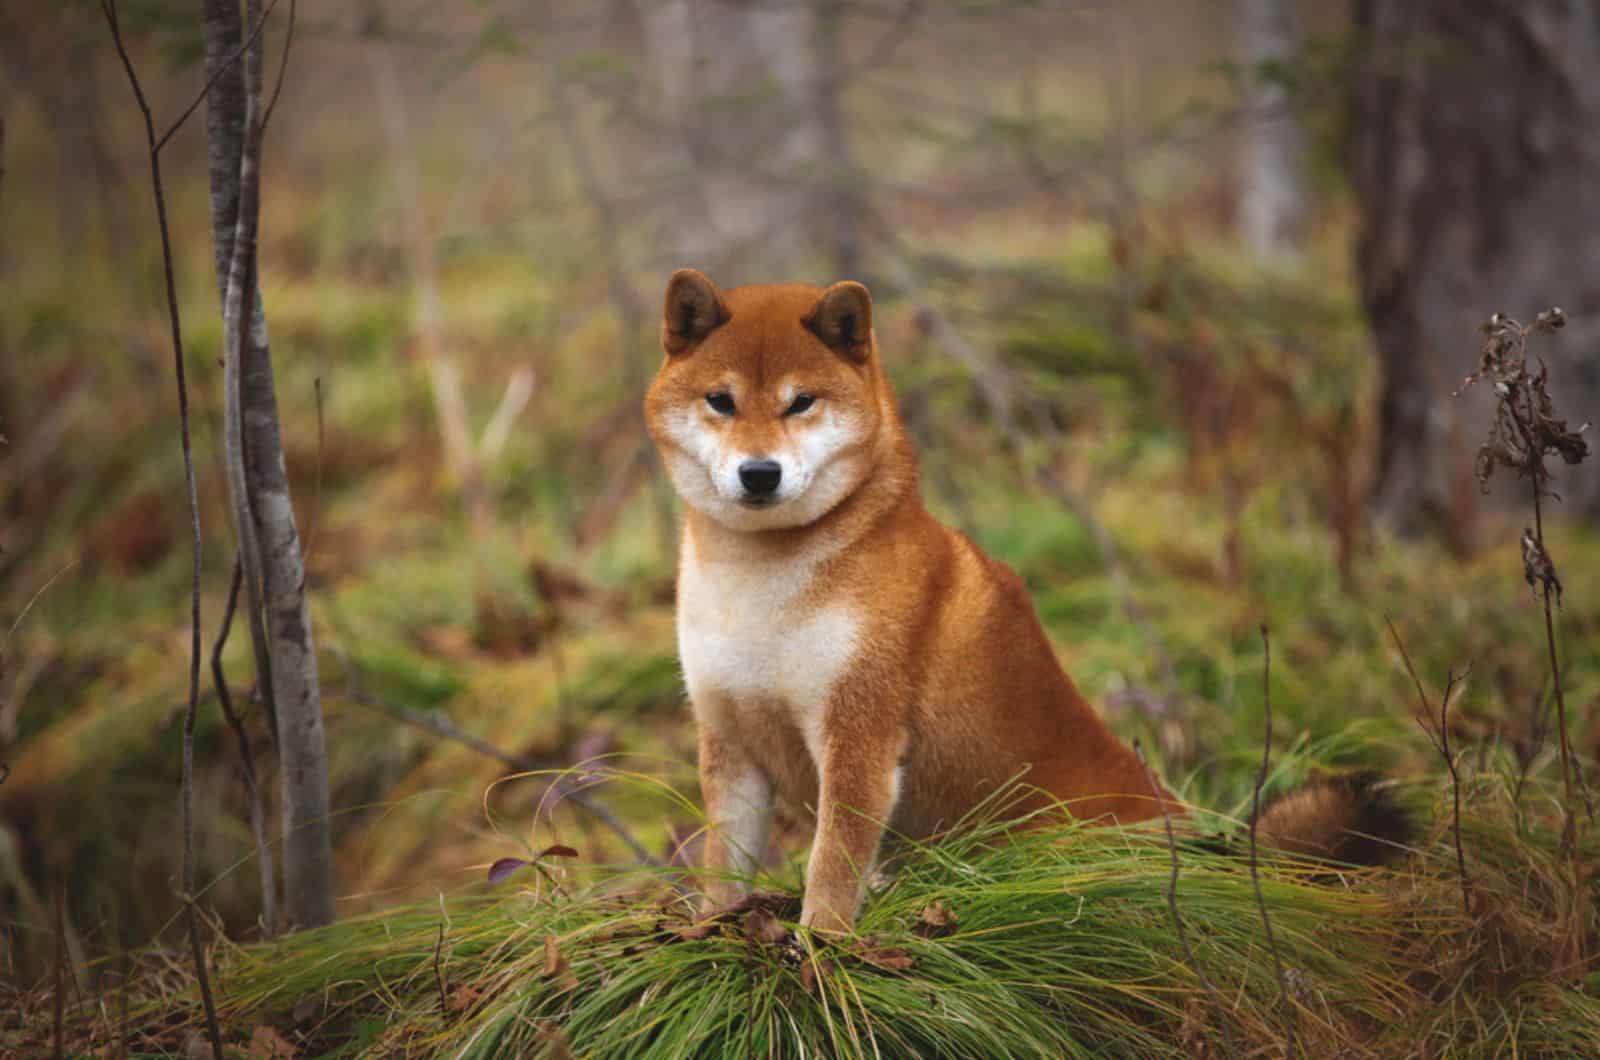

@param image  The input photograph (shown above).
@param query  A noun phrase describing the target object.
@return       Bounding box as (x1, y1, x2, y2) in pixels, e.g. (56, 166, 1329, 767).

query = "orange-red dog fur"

(646, 269, 1395, 932)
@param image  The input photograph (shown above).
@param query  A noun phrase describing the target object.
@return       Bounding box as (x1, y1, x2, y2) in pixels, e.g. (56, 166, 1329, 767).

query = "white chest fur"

(677, 537, 859, 756)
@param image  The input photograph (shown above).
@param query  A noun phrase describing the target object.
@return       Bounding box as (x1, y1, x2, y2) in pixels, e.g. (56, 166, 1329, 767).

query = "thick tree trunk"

(201, 0, 335, 929)
(1235, 0, 1305, 264)
(1350, 0, 1600, 536)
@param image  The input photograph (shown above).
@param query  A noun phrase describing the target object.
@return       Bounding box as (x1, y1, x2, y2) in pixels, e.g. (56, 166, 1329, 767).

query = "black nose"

(738, 459, 783, 496)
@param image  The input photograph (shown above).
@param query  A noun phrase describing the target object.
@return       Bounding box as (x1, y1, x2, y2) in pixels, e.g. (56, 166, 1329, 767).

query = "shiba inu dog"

(645, 268, 1404, 932)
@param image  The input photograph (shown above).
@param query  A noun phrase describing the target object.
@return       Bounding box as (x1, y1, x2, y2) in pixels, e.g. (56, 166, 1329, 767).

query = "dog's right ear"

(662, 268, 730, 356)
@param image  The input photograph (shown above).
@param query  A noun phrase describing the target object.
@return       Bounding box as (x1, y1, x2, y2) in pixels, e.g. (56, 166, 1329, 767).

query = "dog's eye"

(705, 392, 736, 415)
(784, 394, 816, 416)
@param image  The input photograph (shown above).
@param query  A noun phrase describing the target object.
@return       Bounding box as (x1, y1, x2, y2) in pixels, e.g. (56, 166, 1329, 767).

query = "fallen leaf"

(290, 997, 320, 1026)
(800, 955, 833, 997)
(445, 984, 481, 1014)
(538, 1021, 578, 1060)
(543, 934, 579, 992)
(742, 907, 789, 945)
(247, 1025, 297, 1059)
(914, 900, 957, 938)
(660, 919, 716, 942)
(849, 940, 915, 972)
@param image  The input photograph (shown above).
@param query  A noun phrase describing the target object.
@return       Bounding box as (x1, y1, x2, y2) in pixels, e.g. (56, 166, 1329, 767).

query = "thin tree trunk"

(1235, 0, 1305, 264)
(815, 0, 863, 279)
(634, 0, 824, 271)
(548, 73, 677, 567)
(631, 0, 719, 265)
(200, 0, 278, 750)
(202, 0, 335, 929)
(365, 40, 492, 536)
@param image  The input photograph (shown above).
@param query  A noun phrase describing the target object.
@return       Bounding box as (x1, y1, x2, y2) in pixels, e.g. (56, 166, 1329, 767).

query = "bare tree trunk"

(547, 73, 678, 566)
(632, 0, 720, 266)
(201, 0, 335, 929)
(816, 0, 863, 279)
(1235, 0, 1305, 264)
(635, 0, 826, 273)
(199, 0, 278, 750)
(365, 39, 492, 536)
(1350, 0, 1600, 534)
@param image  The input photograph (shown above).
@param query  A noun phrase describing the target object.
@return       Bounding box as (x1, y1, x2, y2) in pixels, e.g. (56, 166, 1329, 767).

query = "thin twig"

(213, 556, 277, 937)
(1133, 739, 1236, 1056)
(52, 878, 63, 1060)
(260, 0, 297, 135)
(152, 0, 281, 155)
(1385, 616, 1471, 916)
(4, 561, 80, 642)
(433, 923, 450, 1021)
(114, 946, 129, 1060)
(302, 377, 326, 570)
(546, 69, 676, 566)
(101, 1, 224, 1053)
(329, 648, 659, 867)
(1251, 625, 1298, 1056)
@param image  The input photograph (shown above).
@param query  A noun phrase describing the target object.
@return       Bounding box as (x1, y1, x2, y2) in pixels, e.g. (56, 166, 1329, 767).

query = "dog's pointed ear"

(662, 268, 730, 356)
(803, 281, 873, 363)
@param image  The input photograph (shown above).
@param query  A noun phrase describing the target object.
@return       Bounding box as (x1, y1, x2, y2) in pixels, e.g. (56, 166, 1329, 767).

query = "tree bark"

(1235, 0, 1305, 264)
(201, 0, 335, 929)
(1350, 0, 1600, 535)
(200, 0, 278, 747)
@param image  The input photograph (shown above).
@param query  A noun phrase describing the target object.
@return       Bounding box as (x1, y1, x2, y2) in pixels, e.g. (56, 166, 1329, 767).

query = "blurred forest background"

(2, 0, 1598, 1020)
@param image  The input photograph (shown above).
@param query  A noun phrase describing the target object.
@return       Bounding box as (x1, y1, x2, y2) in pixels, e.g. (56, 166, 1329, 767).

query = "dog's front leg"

(698, 725, 774, 913)
(801, 728, 904, 933)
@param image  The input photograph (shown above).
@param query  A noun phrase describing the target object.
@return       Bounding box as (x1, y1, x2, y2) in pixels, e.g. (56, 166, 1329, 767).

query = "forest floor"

(5, 182, 1599, 1055)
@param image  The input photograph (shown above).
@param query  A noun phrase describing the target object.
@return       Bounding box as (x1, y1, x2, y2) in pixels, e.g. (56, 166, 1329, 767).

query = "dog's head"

(645, 269, 884, 532)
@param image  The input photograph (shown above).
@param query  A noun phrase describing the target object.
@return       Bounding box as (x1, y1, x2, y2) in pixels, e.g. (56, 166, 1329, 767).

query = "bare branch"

(478, 367, 537, 464)
(365, 39, 491, 533)
(99, 0, 224, 1051)
(328, 648, 659, 867)
(302, 376, 326, 569)
(1251, 624, 1298, 1056)
(52, 878, 62, 1060)
(1385, 616, 1470, 916)
(433, 924, 450, 1022)
(261, 0, 298, 136)
(1133, 739, 1236, 1056)
(152, 0, 281, 156)
(547, 69, 677, 564)
(213, 557, 277, 938)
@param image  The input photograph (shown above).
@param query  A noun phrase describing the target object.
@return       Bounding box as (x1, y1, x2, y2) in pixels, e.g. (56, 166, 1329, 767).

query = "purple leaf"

(539, 844, 580, 860)
(488, 858, 530, 885)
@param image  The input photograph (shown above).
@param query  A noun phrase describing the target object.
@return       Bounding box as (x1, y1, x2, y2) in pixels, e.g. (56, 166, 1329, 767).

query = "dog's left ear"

(803, 281, 873, 363)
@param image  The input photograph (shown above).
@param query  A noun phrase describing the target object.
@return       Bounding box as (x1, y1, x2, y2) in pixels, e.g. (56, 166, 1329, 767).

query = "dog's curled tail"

(1252, 771, 1411, 866)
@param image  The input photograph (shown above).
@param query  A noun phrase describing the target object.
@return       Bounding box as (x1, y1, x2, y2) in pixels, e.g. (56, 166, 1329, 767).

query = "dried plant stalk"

(1456, 309, 1592, 842)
